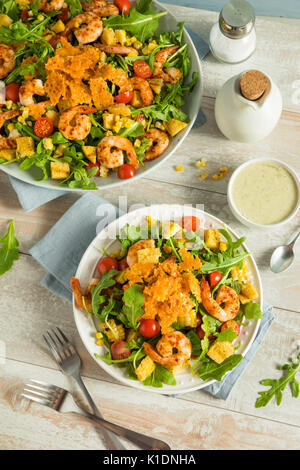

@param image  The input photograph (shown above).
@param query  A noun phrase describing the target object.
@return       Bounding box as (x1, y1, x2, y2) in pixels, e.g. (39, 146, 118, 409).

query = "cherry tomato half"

(21, 9, 30, 23)
(34, 117, 54, 138)
(181, 216, 201, 232)
(5, 83, 20, 103)
(115, 90, 133, 104)
(85, 161, 100, 177)
(133, 60, 153, 79)
(117, 163, 136, 180)
(220, 320, 240, 337)
(111, 340, 131, 360)
(97, 256, 119, 275)
(139, 319, 160, 338)
(119, 258, 129, 271)
(114, 0, 131, 14)
(208, 271, 223, 289)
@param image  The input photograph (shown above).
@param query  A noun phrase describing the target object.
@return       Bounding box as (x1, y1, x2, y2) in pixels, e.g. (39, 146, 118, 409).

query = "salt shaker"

(209, 0, 256, 64)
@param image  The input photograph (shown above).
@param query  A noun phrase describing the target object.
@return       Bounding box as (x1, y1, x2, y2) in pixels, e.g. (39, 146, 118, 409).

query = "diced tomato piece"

(136, 113, 145, 122)
(181, 216, 201, 232)
(133, 60, 153, 79)
(21, 9, 30, 23)
(58, 7, 70, 23)
(34, 117, 54, 138)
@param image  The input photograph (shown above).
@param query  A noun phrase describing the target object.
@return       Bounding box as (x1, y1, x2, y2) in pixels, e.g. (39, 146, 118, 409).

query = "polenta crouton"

(204, 229, 221, 250)
(0, 149, 16, 161)
(101, 27, 116, 45)
(16, 136, 35, 158)
(207, 340, 234, 364)
(239, 282, 258, 304)
(82, 145, 97, 164)
(115, 268, 128, 284)
(50, 161, 70, 179)
(219, 241, 227, 252)
(135, 356, 155, 381)
(130, 90, 144, 108)
(136, 247, 161, 264)
(165, 118, 188, 137)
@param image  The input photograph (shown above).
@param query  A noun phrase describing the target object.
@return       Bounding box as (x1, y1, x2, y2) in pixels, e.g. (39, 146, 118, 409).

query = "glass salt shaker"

(209, 0, 256, 64)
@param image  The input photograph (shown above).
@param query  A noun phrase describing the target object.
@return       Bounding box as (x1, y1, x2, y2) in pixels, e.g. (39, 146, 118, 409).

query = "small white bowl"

(227, 158, 300, 230)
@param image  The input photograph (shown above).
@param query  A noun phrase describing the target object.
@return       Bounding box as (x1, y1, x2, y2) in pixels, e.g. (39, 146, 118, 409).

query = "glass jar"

(209, 0, 256, 64)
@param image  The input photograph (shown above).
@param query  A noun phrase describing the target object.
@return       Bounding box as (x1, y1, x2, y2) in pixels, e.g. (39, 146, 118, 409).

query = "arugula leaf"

(186, 330, 202, 356)
(201, 252, 249, 274)
(217, 328, 238, 342)
(0, 220, 19, 276)
(118, 122, 145, 139)
(241, 301, 263, 320)
(143, 363, 176, 387)
(66, 0, 83, 16)
(103, 7, 167, 42)
(0, 0, 19, 20)
(256, 353, 300, 407)
(91, 269, 119, 315)
(118, 284, 144, 329)
(197, 355, 243, 381)
(136, 0, 153, 13)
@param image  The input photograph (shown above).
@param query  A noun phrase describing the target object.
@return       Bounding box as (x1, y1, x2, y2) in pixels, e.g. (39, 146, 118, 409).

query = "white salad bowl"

(73, 204, 263, 395)
(1, 1, 203, 191)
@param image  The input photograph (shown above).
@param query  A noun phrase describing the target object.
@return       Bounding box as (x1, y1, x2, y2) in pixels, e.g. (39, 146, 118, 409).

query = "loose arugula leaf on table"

(197, 354, 243, 382)
(103, 6, 167, 42)
(255, 353, 300, 408)
(143, 363, 177, 388)
(0, 220, 19, 276)
(118, 283, 144, 329)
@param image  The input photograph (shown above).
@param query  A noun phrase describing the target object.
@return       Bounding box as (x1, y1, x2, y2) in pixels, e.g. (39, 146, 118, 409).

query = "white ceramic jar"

(209, 0, 256, 64)
(215, 70, 283, 143)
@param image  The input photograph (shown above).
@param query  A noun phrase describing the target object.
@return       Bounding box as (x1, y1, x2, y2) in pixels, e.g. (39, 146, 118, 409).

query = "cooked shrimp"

(0, 44, 16, 79)
(19, 79, 45, 106)
(144, 128, 169, 161)
(58, 105, 96, 140)
(126, 239, 155, 267)
(144, 331, 192, 367)
(95, 44, 138, 56)
(153, 45, 182, 83)
(200, 278, 240, 322)
(97, 135, 139, 169)
(130, 76, 153, 107)
(39, 0, 64, 12)
(70, 277, 92, 313)
(64, 12, 103, 44)
(0, 110, 21, 129)
(82, 0, 119, 16)
(97, 63, 130, 90)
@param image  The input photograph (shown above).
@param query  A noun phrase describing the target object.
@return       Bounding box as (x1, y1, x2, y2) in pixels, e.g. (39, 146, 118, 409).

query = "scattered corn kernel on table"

(1, 4, 300, 450)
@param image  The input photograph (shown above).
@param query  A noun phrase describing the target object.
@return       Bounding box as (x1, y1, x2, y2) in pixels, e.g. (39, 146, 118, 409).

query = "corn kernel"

(43, 137, 53, 151)
(198, 172, 209, 181)
(176, 165, 183, 172)
(100, 166, 109, 178)
(220, 167, 228, 173)
(134, 139, 141, 148)
(37, 14, 44, 21)
(212, 174, 220, 180)
(7, 123, 15, 131)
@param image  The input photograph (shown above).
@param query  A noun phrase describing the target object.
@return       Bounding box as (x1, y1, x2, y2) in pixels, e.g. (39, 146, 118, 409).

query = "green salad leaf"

(143, 363, 176, 387)
(91, 269, 119, 315)
(256, 353, 300, 407)
(197, 354, 243, 382)
(241, 301, 263, 320)
(0, 0, 19, 21)
(217, 328, 238, 342)
(0, 220, 19, 276)
(118, 283, 144, 329)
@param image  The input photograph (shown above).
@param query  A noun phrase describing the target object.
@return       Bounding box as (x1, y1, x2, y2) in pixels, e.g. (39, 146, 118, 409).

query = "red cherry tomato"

(5, 83, 20, 103)
(21, 9, 30, 23)
(97, 257, 119, 275)
(208, 271, 223, 289)
(181, 216, 201, 232)
(114, 0, 131, 14)
(111, 340, 131, 360)
(34, 117, 54, 138)
(139, 319, 160, 338)
(133, 60, 153, 79)
(58, 7, 70, 23)
(117, 163, 136, 180)
(119, 258, 129, 271)
(115, 90, 133, 104)
(196, 313, 202, 327)
(220, 320, 240, 337)
(86, 161, 100, 177)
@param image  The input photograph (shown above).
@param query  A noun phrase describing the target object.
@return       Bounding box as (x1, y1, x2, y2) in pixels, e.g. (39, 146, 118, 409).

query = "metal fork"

(20, 379, 170, 450)
(43, 327, 124, 450)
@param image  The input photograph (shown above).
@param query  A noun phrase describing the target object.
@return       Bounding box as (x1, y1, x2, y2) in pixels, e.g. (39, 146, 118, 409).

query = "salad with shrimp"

(0, 0, 198, 189)
(71, 215, 263, 389)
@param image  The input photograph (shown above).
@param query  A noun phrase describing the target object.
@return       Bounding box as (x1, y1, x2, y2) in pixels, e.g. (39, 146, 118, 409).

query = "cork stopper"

(240, 70, 270, 101)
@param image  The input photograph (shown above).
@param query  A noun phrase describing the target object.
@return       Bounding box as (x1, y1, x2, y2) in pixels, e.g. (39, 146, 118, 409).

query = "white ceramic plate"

(73, 205, 263, 395)
(1, 1, 203, 191)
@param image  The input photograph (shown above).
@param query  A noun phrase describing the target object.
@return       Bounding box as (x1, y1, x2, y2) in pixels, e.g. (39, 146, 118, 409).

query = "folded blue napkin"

(30, 192, 274, 399)
(7, 27, 209, 213)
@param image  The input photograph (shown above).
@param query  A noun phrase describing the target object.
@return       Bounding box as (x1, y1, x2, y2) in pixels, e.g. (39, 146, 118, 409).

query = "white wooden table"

(0, 4, 300, 450)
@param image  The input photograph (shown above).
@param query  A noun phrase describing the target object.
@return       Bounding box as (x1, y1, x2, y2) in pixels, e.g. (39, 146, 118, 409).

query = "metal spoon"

(270, 231, 300, 273)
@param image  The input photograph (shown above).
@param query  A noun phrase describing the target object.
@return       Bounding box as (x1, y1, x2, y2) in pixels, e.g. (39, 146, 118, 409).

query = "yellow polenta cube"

(165, 119, 188, 137)
(207, 341, 234, 364)
(0, 149, 16, 161)
(136, 247, 161, 264)
(82, 146, 97, 164)
(135, 356, 155, 382)
(51, 20, 65, 34)
(130, 91, 143, 108)
(219, 242, 227, 252)
(101, 28, 116, 45)
(16, 137, 35, 158)
(204, 229, 221, 250)
(240, 282, 258, 300)
(102, 113, 115, 130)
(50, 161, 70, 179)
(115, 269, 128, 284)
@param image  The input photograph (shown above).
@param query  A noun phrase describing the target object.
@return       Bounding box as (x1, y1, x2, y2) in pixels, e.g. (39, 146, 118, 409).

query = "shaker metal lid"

(219, 0, 255, 39)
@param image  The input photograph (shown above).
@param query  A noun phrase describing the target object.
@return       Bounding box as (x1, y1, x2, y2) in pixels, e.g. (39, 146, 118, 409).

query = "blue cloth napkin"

(30, 192, 274, 399)
(7, 27, 209, 213)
